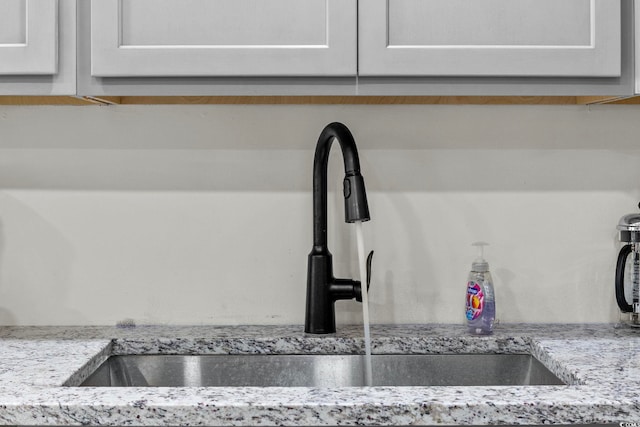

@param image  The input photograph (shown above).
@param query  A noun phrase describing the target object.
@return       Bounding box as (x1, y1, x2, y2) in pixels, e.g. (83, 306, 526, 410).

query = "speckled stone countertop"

(0, 323, 639, 426)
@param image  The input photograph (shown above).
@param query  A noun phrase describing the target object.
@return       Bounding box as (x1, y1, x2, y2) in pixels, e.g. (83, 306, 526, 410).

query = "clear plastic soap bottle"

(465, 242, 496, 335)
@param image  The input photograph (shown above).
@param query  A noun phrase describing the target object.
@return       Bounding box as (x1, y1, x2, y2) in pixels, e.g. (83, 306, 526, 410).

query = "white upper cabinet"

(0, 0, 58, 75)
(359, 0, 621, 77)
(636, 0, 640, 94)
(90, 0, 357, 77)
(0, 0, 75, 96)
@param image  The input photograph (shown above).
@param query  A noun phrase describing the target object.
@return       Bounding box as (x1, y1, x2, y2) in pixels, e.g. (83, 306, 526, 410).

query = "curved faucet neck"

(314, 122, 361, 175)
(312, 122, 369, 250)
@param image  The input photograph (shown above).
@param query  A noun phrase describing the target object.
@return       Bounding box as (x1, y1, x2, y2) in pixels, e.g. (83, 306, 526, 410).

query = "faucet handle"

(366, 250, 374, 293)
(355, 250, 374, 302)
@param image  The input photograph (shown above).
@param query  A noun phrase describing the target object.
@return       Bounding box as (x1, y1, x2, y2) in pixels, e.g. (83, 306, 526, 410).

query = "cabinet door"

(359, 0, 621, 77)
(90, 0, 356, 77)
(636, 0, 640, 94)
(0, 0, 57, 75)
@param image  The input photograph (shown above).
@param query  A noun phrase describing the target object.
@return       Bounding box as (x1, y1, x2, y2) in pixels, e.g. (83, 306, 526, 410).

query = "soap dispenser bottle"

(465, 242, 496, 335)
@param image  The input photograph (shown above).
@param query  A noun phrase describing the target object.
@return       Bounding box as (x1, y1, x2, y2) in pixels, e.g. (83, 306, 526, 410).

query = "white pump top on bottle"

(471, 242, 490, 272)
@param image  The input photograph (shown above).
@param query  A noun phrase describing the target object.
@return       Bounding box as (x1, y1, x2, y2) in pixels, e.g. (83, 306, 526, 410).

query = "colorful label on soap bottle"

(466, 281, 484, 321)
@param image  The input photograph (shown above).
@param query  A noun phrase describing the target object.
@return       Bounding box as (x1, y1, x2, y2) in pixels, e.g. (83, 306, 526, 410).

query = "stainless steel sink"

(78, 354, 565, 387)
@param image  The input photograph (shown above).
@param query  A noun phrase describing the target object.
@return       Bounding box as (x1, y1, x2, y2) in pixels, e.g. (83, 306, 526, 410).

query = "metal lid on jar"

(618, 212, 640, 243)
(617, 213, 640, 232)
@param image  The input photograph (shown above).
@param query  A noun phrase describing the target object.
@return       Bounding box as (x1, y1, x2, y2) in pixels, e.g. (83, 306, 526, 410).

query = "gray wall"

(0, 104, 638, 326)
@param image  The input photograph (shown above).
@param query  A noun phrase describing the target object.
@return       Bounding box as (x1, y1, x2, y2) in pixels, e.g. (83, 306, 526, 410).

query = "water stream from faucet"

(355, 221, 373, 386)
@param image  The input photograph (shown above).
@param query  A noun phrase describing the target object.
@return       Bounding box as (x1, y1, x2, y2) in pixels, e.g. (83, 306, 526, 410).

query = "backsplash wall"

(0, 104, 639, 326)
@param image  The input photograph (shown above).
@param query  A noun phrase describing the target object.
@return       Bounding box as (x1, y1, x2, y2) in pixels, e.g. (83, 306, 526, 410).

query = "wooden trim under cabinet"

(0, 96, 98, 105)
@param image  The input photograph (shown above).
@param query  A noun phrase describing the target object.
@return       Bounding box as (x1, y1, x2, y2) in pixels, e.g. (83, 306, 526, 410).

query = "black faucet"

(305, 122, 371, 334)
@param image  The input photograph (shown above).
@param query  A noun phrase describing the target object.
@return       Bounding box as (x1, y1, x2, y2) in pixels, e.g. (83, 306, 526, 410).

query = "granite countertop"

(0, 323, 638, 426)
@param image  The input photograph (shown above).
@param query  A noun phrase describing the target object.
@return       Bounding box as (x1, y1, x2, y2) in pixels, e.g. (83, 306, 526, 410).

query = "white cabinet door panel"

(0, 0, 58, 75)
(91, 0, 356, 77)
(359, 0, 621, 77)
(636, 0, 640, 93)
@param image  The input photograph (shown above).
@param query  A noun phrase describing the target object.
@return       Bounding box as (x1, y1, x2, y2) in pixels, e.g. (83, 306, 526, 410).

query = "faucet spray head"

(343, 173, 370, 223)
